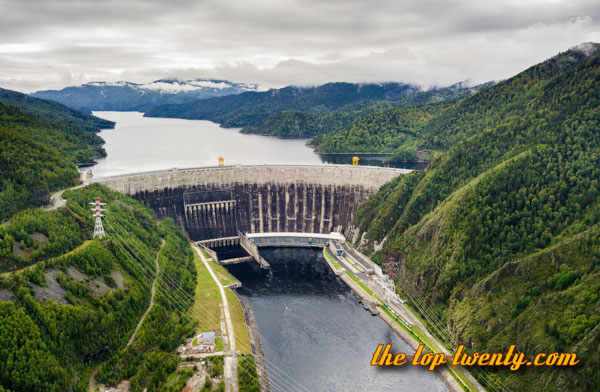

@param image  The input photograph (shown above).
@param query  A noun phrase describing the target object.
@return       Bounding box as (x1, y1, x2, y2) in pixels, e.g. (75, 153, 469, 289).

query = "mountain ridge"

(144, 81, 480, 137)
(31, 78, 259, 112)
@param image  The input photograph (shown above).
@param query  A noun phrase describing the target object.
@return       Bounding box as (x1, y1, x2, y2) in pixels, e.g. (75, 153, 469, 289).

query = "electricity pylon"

(90, 197, 106, 239)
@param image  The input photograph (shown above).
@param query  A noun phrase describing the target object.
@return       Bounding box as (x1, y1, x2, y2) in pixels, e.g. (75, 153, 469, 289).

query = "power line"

(103, 216, 311, 392)
(102, 220, 300, 392)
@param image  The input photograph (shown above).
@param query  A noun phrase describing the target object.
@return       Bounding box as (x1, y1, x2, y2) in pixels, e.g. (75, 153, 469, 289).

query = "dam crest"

(97, 165, 409, 241)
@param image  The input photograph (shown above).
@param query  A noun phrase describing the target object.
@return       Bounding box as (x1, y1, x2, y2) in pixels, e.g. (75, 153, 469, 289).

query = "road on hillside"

(89, 239, 164, 392)
(126, 238, 164, 347)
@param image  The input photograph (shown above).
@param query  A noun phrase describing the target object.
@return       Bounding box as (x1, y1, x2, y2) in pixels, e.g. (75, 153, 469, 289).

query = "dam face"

(98, 165, 408, 241)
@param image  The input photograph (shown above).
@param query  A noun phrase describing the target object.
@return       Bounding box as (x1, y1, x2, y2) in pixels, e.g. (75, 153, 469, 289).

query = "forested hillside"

(0, 125, 79, 221)
(144, 81, 476, 137)
(0, 87, 200, 391)
(0, 184, 196, 392)
(0, 88, 114, 132)
(0, 89, 113, 163)
(350, 43, 600, 391)
(312, 102, 451, 154)
(0, 89, 114, 221)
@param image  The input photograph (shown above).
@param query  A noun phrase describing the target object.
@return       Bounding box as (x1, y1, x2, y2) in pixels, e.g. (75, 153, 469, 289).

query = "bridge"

(247, 232, 345, 248)
(97, 164, 409, 269)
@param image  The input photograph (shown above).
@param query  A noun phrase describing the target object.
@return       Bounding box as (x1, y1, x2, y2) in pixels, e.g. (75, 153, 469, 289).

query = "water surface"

(90, 111, 323, 177)
(89, 111, 420, 177)
(228, 248, 448, 392)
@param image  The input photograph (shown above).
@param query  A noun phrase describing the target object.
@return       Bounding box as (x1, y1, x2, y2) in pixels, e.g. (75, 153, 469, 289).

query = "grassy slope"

(352, 45, 600, 391)
(190, 249, 224, 332)
(195, 247, 251, 354)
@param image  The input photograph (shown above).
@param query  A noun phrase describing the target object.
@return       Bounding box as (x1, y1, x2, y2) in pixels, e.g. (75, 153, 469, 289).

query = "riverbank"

(322, 244, 481, 392)
(238, 294, 270, 392)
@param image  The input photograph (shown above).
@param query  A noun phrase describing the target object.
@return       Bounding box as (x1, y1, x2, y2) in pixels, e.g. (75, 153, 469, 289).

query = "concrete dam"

(98, 165, 409, 242)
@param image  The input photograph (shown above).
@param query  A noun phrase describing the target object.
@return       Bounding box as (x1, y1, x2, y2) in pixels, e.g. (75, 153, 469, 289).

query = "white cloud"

(0, 0, 598, 92)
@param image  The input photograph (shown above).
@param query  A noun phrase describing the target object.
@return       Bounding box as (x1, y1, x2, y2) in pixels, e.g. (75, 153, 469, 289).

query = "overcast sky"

(1, 0, 599, 92)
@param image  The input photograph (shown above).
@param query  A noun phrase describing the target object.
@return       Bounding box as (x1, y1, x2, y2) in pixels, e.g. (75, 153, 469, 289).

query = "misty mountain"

(31, 79, 260, 112)
(144, 81, 481, 137)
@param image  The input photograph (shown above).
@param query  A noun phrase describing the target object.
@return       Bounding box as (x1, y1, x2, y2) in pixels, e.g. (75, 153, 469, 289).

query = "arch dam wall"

(97, 165, 409, 241)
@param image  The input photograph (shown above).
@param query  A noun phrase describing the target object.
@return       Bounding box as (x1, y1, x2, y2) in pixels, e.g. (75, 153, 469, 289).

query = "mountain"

(311, 84, 489, 156)
(0, 88, 112, 164)
(0, 88, 114, 220)
(31, 79, 260, 112)
(349, 43, 600, 391)
(145, 81, 477, 137)
(144, 81, 420, 123)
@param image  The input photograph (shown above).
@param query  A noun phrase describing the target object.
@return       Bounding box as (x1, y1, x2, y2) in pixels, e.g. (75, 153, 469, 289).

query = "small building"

(201, 331, 216, 345)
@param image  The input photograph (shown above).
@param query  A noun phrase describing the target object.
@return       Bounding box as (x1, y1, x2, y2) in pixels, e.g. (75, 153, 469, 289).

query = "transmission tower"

(89, 197, 106, 239)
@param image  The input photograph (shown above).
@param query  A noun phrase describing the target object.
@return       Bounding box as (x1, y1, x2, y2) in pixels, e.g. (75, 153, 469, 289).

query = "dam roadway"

(96, 164, 410, 241)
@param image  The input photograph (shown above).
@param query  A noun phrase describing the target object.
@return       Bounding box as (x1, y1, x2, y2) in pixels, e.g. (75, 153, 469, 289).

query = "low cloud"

(1, 0, 599, 92)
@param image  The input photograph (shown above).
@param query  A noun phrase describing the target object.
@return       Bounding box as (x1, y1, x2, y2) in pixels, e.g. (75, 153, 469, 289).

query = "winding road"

(89, 239, 164, 392)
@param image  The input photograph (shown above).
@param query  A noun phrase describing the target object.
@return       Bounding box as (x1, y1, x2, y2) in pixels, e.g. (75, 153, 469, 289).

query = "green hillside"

(0, 88, 114, 132)
(0, 89, 114, 221)
(241, 110, 321, 137)
(351, 44, 600, 391)
(0, 100, 109, 164)
(0, 89, 198, 391)
(145, 81, 476, 137)
(0, 125, 79, 221)
(0, 184, 196, 392)
(313, 102, 451, 153)
(240, 87, 475, 138)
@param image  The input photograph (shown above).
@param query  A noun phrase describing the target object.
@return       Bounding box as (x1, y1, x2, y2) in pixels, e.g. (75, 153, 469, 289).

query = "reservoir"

(90, 111, 416, 177)
(228, 248, 447, 392)
(90, 111, 323, 177)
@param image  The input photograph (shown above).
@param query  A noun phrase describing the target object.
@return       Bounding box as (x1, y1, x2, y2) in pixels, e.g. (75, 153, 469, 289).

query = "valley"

(0, 41, 599, 392)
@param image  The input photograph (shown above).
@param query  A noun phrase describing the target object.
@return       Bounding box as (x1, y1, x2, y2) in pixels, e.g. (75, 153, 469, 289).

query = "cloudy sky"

(1, 0, 599, 92)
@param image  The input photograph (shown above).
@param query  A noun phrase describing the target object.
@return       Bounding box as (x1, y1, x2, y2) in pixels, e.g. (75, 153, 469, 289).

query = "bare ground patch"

(0, 289, 16, 302)
(32, 270, 67, 304)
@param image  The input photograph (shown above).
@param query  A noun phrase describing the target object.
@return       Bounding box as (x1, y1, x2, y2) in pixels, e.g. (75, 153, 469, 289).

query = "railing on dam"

(94, 164, 411, 193)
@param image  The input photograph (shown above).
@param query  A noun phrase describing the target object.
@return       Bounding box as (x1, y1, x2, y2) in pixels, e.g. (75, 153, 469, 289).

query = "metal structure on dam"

(97, 165, 410, 242)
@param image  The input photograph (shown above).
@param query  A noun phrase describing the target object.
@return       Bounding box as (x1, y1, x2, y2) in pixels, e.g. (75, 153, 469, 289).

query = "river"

(229, 248, 447, 392)
(91, 111, 446, 391)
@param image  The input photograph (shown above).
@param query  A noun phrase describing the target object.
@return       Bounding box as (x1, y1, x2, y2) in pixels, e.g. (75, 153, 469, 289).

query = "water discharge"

(228, 248, 448, 392)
